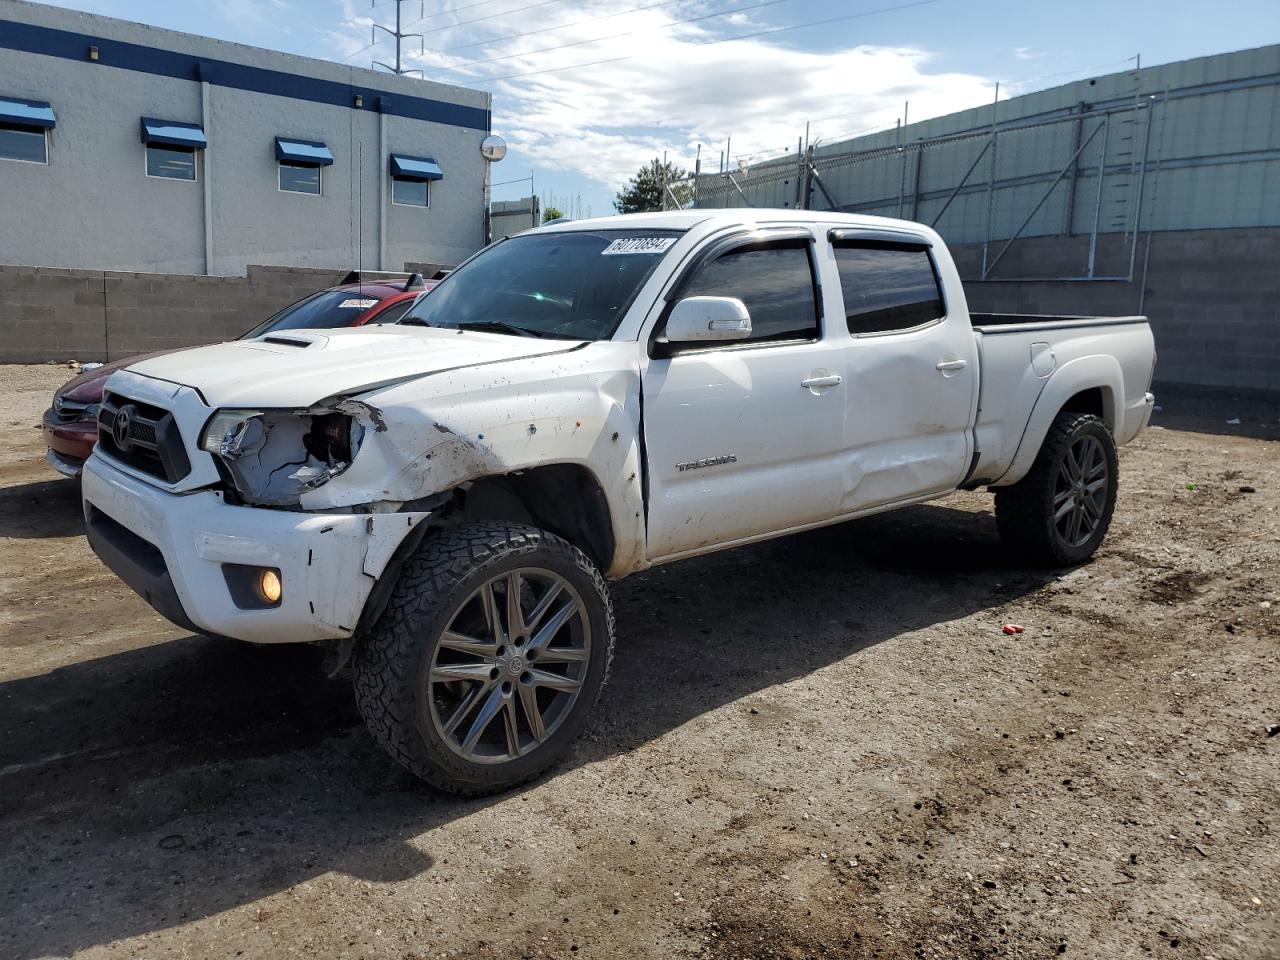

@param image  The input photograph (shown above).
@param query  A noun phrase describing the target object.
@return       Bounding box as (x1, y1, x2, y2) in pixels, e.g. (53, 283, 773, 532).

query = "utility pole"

(372, 0, 424, 76)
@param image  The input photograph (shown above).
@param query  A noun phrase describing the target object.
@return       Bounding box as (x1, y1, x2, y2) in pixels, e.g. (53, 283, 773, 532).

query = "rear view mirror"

(665, 296, 752, 344)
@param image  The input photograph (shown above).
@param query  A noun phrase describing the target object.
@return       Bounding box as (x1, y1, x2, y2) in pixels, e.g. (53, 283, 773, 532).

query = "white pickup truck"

(83, 210, 1156, 794)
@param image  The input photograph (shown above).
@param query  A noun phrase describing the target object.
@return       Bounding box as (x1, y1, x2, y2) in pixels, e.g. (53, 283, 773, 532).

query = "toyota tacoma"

(82, 210, 1157, 794)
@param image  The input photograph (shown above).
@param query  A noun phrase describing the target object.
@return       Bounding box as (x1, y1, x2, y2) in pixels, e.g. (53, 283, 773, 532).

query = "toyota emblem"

(112, 405, 134, 450)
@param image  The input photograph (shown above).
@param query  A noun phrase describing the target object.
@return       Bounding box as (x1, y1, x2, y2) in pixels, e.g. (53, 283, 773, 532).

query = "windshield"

(241, 289, 388, 338)
(400, 228, 684, 340)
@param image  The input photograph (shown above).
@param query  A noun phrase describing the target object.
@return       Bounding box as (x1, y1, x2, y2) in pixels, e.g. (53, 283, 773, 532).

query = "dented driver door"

(641, 235, 847, 561)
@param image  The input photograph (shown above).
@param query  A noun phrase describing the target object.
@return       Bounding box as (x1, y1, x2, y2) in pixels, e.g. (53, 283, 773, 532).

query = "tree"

(542, 206, 564, 223)
(613, 157, 690, 214)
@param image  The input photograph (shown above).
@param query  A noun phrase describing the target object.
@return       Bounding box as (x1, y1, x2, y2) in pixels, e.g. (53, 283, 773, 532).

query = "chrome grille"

(52, 396, 95, 423)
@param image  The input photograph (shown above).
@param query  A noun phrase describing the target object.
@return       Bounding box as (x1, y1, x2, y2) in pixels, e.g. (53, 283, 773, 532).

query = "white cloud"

(325, 1, 996, 190)
(1013, 46, 1041, 61)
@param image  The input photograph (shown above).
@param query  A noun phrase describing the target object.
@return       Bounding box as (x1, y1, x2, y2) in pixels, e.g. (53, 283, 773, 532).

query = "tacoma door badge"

(676, 454, 737, 472)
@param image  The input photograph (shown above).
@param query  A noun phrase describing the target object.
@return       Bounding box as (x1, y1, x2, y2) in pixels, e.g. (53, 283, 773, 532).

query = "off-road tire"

(994, 412, 1118, 566)
(352, 522, 614, 795)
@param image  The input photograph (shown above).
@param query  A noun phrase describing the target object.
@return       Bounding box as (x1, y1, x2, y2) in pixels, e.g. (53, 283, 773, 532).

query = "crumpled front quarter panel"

(299, 342, 647, 576)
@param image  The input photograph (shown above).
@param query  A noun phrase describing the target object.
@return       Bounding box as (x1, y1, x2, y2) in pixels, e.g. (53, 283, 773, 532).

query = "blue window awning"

(275, 137, 334, 166)
(389, 153, 443, 182)
(140, 117, 207, 149)
(0, 96, 56, 129)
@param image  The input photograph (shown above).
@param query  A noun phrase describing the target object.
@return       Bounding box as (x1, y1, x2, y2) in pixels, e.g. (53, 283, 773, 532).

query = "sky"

(27, 0, 1280, 218)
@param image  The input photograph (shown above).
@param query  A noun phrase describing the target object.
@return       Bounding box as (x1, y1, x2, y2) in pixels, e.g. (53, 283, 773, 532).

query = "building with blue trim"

(0, 0, 494, 275)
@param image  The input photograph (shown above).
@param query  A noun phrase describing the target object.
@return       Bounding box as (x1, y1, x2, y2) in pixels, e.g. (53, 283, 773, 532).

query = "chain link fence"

(671, 98, 1158, 281)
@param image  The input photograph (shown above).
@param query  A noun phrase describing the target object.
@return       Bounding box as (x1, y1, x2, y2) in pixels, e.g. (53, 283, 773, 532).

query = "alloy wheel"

(1052, 434, 1109, 548)
(428, 568, 591, 764)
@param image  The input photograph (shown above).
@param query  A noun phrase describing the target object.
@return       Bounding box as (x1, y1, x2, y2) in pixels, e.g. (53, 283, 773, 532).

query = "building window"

(389, 153, 443, 208)
(279, 161, 321, 195)
(392, 178, 429, 207)
(0, 124, 47, 163)
(0, 96, 56, 164)
(140, 117, 206, 183)
(275, 137, 332, 196)
(146, 144, 197, 181)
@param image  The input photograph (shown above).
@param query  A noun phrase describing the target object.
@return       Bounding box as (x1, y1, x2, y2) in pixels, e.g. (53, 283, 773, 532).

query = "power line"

(421, 0, 810, 76)
(407, 0, 573, 34)
(1006, 56, 1139, 90)
(294, 0, 393, 58)
(341, 39, 379, 64)
(341, 0, 572, 63)
(410, 0, 565, 26)
(469, 0, 945, 84)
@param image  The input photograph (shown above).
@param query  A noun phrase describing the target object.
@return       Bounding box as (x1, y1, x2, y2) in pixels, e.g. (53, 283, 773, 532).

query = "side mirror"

(665, 296, 752, 343)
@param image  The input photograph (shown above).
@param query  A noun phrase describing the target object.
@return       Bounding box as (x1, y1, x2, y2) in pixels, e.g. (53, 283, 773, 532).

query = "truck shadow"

(0, 500, 1057, 958)
(0, 476, 84, 539)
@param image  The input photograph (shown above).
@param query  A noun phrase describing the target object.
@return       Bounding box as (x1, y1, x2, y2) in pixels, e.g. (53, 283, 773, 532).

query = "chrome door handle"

(935, 359, 968, 372)
(801, 374, 842, 389)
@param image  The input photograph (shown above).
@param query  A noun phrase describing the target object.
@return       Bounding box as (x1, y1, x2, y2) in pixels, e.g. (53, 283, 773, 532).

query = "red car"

(43, 271, 440, 478)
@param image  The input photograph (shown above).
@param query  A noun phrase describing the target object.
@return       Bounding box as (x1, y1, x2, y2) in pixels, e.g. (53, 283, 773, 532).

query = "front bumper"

(42, 410, 96, 475)
(82, 453, 430, 644)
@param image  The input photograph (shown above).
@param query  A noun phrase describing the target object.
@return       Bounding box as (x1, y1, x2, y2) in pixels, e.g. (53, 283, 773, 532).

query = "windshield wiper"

(451, 320, 547, 338)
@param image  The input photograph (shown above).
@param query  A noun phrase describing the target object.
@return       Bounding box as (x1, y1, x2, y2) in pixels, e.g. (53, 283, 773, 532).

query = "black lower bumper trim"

(85, 505, 202, 635)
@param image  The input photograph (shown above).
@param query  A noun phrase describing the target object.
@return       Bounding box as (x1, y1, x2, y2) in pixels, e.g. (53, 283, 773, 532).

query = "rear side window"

(833, 242, 943, 335)
(681, 240, 818, 343)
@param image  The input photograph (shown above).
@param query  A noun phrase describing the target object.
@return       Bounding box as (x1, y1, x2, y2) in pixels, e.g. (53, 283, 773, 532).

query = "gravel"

(1, 364, 1277, 959)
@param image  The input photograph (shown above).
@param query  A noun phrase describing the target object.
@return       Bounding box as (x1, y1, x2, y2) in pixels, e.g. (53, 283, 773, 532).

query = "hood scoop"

(261, 335, 317, 348)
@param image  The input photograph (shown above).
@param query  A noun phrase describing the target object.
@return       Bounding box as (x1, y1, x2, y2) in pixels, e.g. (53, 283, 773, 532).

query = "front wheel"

(352, 522, 615, 795)
(994, 411, 1118, 566)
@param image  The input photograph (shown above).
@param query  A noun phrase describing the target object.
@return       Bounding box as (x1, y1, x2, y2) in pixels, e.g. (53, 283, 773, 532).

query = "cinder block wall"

(957, 227, 1280, 392)
(3, 227, 1277, 390)
(0, 264, 346, 363)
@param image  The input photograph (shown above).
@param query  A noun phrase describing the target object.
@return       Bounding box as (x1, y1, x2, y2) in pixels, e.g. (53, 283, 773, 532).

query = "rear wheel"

(994, 411, 1118, 566)
(352, 522, 614, 795)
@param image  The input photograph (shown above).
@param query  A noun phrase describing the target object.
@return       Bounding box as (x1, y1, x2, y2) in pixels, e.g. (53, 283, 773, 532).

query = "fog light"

(258, 568, 282, 604)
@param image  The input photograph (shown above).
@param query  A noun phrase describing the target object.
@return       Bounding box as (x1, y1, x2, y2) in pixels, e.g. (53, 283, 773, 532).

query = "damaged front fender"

(290, 341, 648, 576)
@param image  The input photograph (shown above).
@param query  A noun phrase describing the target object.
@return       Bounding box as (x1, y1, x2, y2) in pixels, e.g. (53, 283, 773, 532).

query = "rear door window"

(833, 242, 944, 335)
(680, 239, 818, 343)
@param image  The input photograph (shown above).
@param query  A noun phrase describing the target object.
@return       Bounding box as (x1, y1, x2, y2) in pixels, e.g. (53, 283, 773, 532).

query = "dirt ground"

(1, 362, 1277, 960)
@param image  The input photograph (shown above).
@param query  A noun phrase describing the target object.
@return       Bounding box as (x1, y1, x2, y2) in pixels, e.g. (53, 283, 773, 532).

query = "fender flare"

(993, 354, 1122, 487)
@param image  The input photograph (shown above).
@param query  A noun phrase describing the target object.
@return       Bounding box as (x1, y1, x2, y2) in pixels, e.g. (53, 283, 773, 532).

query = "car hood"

(118, 325, 583, 409)
(58, 350, 182, 403)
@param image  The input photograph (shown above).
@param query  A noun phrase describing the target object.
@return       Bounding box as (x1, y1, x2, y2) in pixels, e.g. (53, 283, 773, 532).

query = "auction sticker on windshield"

(601, 237, 678, 255)
(339, 298, 379, 309)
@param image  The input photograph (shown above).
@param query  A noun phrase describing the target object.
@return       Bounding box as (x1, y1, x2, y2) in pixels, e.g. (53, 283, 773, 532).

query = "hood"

(119, 325, 582, 409)
(58, 350, 182, 402)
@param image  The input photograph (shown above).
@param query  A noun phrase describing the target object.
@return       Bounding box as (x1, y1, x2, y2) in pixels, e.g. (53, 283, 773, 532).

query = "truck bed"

(966, 312, 1154, 487)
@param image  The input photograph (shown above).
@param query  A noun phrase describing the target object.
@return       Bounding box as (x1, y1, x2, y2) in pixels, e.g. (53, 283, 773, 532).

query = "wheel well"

(1060, 387, 1112, 428)
(447, 464, 615, 571)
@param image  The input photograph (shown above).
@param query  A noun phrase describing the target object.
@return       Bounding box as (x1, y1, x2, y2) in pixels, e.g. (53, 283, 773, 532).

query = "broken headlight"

(199, 408, 364, 506)
(200, 409, 265, 458)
